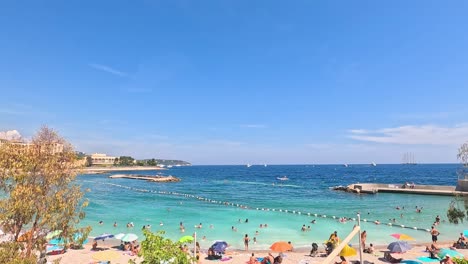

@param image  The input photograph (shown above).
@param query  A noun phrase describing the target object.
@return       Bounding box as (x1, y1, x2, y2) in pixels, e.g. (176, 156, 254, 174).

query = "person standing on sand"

(431, 226, 440, 243)
(244, 234, 250, 251)
(361, 230, 367, 248)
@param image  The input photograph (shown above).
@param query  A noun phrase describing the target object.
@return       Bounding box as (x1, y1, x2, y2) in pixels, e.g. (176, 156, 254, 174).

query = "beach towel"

(417, 256, 439, 262)
(221, 257, 232, 261)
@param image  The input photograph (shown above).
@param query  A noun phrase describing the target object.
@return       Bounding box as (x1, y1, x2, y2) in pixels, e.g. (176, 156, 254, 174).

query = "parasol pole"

(357, 213, 363, 264)
(193, 232, 197, 264)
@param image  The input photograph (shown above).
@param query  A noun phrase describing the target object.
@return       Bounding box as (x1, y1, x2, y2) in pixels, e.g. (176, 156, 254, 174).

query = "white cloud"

(348, 124, 468, 145)
(89, 63, 127, 77)
(0, 130, 22, 141)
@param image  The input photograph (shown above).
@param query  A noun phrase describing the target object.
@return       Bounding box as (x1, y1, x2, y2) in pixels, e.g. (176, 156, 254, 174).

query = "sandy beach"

(47, 240, 468, 264)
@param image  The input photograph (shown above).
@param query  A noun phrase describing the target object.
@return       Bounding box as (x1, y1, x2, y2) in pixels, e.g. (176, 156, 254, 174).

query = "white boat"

(344, 164, 348, 167)
(167, 165, 173, 168)
(371, 162, 376, 167)
(264, 164, 267, 167)
(246, 164, 251, 168)
(276, 176, 289, 181)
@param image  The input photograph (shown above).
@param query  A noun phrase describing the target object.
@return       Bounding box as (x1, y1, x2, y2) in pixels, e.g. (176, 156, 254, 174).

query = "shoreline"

(79, 166, 165, 174)
(47, 237, 468, 264)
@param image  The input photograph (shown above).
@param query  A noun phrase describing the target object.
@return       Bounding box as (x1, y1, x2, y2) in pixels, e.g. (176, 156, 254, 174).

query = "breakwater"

(336, 183, 468, 196)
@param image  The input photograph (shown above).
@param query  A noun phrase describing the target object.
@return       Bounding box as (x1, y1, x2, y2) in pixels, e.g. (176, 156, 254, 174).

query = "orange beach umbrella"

(270, 241, 292, 252)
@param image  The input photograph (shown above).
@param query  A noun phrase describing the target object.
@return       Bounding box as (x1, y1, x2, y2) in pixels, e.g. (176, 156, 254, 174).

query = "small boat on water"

(246, 164, 251, 168)
(344, 164, 348, 167)
(371, 162, 377, 167)
(276, 176, 289, 181)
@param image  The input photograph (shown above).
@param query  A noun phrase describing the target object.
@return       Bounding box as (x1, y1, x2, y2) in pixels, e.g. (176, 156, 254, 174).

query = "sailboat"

(402, 152, 417, 165)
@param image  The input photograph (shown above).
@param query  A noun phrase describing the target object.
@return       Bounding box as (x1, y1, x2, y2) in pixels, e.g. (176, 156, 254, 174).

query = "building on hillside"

(91, 153, 116, 165)
(0, 139, 63, 154)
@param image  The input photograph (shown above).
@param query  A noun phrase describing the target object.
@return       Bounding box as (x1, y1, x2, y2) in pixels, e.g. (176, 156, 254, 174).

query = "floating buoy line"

(84, 180, 431, 233)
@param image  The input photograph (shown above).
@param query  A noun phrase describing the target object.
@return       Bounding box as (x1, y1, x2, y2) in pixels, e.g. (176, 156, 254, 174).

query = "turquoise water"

(78, 164, 466, 250)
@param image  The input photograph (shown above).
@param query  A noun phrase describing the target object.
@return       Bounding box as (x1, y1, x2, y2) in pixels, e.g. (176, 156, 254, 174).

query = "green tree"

(0, 126, 90, 261)
(458, 142, 468, 179)
(85, 156, 93, 167)
(131, 230, 194, 264)
(117, 156, 135, 166)
(447, 142, 468, 224)
(147, 158, 157, 166)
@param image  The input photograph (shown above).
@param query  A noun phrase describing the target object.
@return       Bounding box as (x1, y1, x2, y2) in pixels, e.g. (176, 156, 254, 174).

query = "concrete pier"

(343, 183, 468, 196)
(109, 174, 181, 182)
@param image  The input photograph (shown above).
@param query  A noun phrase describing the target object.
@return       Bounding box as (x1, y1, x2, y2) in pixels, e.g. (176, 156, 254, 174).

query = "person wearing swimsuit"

(244, 234, 250, 251)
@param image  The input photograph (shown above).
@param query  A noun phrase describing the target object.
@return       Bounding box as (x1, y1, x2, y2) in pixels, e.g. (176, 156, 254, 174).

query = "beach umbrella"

(114, 233, 125, 240)
(121, 233, 138, 242)
(391, 233, 414, 241)
(387, 241, 411, 253)
(270, 241, 292, 252)
(211, 241, 228, 253)
(464, 230, 468, 237)
(48, 238, 66, 245)
(46, 230, 62, 240)
(179, 235, 194, 243)
(437, 248, 464, 259)
(72, 232, 88, 245)
(340, 244, 357, 257)
(94, 233, 114, 241)
(92, 250, 120, 261)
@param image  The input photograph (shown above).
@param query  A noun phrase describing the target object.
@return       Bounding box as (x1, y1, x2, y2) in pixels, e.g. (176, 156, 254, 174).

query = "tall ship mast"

(402, 152, 417, 165)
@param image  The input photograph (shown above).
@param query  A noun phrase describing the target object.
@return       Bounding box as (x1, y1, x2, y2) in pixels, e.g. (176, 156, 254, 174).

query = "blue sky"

(1, 1, 467, 164)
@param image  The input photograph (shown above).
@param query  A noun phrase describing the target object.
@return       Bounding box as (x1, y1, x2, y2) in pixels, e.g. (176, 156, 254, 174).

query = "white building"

(91, 153, 116, 165)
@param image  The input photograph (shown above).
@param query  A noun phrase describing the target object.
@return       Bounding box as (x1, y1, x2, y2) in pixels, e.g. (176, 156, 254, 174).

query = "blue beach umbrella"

(211, 241, 228, 253)
(464, 230, 468, 237)
(387, 241, 411, 253)
(437, 248, 464, 259)
(94, 233, 114, 241)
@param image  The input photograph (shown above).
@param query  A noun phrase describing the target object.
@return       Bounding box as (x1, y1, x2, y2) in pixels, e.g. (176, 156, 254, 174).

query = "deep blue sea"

(77, 164, 466, 250)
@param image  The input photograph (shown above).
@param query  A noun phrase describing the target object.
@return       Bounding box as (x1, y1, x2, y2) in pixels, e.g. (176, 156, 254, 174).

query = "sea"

(77, 164, 466, 250)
